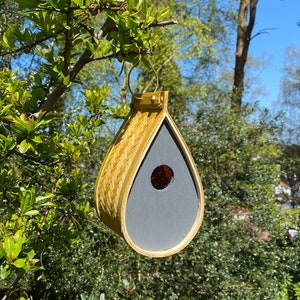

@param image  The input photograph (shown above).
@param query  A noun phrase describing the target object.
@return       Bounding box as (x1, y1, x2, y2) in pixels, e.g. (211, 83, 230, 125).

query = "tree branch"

(250, 27, 277, 40)
(87, 1, 127, 15)
(148, 19, 178, 27)
(0, 29, 65, 57)
(29, 18, 116, 120)
(1, 273, 24, 300)
(29, 16, 177, 120)
(231, 0, 258, 111)
(63, 0, 73, 75)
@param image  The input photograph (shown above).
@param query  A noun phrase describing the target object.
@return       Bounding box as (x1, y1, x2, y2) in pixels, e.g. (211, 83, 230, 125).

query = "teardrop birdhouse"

(94, 91, 204, 257)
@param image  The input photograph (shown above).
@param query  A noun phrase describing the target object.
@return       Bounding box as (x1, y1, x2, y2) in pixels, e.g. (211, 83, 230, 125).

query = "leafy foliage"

(0, 68, 96, 298)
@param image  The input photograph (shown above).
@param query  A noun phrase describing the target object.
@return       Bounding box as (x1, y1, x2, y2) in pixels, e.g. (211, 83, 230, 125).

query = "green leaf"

(49, 0, 67, 10)
(31, 135, 43, 144)
(23, 28, 33, 44)
(24, 210, 40, 216)
(14, 230, 24, 242)
(26, 249, 35, 260)
(36, 193, 54, 202)
(18, 139, 31, 154)
(128, 0, 135, 12)
(72, 0, 84, 6)
(37, 117, 52, 126)
(63, 75, 71, 87)
(3, 233, 25, 262)
(0, 265, 10, 280)
(0, 134, 16, 152)
(15, 0, 41, 9)
(12, 237, 26, 260)
(8, 114, 35, 137)
(142, 0, 147, 20)
(141, 56, 151, 69)
(13, 258, 26, 268)
(2, 31, 15, 49)
(156, 8, 169, 20)
(0, 104, 13, 115)
(20, 189, 36, 214)
(84, 201, 90, 215)
(99, 40, 112, 56)
(3, 237, 14, 257)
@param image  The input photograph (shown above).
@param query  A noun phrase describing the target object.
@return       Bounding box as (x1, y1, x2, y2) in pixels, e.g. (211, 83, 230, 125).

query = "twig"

(148, 19, 178, 27)
(0, 30, 65, 57)
(250, 27, 277, 40)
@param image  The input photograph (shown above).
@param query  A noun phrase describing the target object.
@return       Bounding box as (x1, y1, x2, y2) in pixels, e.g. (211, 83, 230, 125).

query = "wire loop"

(128, 58, 159, 95)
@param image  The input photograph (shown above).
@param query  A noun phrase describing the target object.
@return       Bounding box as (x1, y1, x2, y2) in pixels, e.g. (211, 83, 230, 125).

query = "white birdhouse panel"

(125, 121, 199, 252)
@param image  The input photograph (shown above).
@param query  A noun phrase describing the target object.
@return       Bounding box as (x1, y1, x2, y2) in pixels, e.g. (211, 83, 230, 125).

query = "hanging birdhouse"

(94, 91, 204, 257)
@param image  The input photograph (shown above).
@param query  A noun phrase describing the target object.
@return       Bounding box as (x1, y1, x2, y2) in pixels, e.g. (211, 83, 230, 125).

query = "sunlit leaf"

(18, 139, 31, 154)
(13, 258, 26, 268)
(24, 210, 40, 216)
(31, 135, 43, 144)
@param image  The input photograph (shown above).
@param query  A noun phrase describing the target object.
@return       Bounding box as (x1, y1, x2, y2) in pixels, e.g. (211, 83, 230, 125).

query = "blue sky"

(249, 0, 300, 109)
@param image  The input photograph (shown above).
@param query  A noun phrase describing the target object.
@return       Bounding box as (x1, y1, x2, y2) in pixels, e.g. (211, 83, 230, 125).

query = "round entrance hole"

(151, 165, 174, 190)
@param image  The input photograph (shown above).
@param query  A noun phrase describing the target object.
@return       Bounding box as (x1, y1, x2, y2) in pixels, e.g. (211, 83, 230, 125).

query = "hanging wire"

(145, 57, 160, 93)
(128, 57, 159, 95)
(127, 64, 136, 95)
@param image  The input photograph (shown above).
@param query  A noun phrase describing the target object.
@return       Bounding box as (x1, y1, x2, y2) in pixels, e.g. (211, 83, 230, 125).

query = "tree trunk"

(232, 0, 258, 111)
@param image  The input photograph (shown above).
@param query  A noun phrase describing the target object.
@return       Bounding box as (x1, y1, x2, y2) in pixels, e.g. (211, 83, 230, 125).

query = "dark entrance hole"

(151, 165, 174, 190)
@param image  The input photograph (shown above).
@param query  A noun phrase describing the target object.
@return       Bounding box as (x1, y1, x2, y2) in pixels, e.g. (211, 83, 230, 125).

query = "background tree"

(232, 0, 258, 110)
(278, 47, 300, 144)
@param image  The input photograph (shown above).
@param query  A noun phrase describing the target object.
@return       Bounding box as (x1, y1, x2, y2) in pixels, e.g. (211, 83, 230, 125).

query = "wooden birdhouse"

(94, 91, 204, 257)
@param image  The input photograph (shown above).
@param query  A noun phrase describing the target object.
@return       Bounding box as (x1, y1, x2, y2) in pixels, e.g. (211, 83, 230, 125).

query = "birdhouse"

(94, 91, 204, 257)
